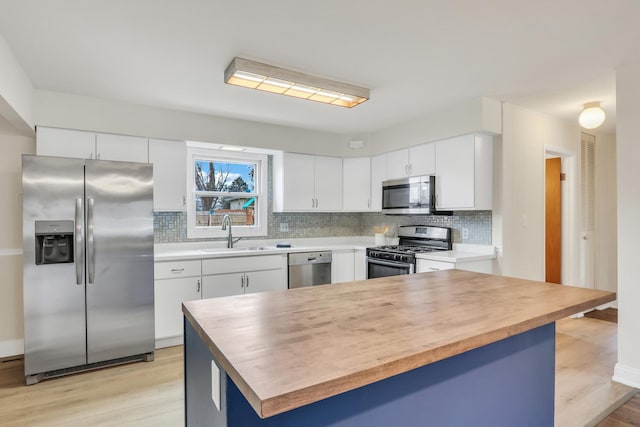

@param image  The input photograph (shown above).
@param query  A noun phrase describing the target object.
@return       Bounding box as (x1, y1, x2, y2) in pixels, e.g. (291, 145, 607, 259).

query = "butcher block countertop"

(182, 270, 615, 419)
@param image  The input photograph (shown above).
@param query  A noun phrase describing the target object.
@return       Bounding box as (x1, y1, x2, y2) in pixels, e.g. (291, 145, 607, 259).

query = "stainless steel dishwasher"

(288, 251, 332, 288)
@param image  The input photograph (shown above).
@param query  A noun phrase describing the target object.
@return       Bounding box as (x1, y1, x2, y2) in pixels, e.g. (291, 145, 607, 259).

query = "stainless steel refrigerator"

(22, 155, 155, 385)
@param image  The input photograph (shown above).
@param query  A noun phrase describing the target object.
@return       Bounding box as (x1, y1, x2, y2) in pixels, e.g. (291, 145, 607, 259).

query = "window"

(186, 145, 268, 238)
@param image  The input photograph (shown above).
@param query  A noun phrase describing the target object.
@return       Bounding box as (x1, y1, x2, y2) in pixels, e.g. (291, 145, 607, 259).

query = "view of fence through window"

(194, 159, 257, 227)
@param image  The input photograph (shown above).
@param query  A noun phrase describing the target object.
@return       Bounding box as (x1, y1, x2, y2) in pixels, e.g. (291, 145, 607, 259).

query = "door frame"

(543, 145, 578, 286)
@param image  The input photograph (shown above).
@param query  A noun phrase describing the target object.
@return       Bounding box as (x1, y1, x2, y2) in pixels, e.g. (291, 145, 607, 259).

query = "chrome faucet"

(221, 214, 241, 248)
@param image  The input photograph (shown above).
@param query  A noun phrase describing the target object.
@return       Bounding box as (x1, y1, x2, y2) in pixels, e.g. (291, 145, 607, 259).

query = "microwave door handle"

(75, 198, 83, 285)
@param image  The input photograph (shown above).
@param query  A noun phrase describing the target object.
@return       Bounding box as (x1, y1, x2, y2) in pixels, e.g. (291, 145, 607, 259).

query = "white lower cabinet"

(416, 259, 492, 274)
(354, 250, 367, 280)
(331, 250, 355, 284)
(202, 269, 284, 298)
(154, 260, 202, 347)
(201, 254, 287, 298)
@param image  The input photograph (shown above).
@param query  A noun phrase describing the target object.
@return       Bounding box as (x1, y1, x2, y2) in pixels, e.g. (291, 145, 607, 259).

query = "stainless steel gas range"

(366, 225, 452, 279)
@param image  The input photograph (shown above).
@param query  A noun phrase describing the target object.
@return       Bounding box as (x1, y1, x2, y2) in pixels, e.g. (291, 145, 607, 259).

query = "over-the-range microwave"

(381, 175, 451, 215)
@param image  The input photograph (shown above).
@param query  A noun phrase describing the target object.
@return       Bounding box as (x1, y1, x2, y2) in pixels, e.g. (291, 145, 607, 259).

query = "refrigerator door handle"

(87, 198, 95, 284)
(75, 198, 83, 285)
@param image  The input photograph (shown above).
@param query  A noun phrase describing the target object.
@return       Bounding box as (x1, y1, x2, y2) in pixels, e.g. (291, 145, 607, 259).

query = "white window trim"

(186, 146, 268, 239)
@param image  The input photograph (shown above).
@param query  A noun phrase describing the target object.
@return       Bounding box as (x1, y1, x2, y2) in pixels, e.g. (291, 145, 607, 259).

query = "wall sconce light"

(578, 102, 606, 129)
(224, 57, 369, 108)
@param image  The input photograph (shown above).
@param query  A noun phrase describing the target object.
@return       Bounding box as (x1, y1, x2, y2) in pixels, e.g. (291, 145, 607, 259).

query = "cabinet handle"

(171, 268, 185, 273)
(241, 275, 244, 288)
(183, 196, 186, 206)
(316, 198, 319, 209)
(197, 279, 201, 293)
(245, 275, 249, 288)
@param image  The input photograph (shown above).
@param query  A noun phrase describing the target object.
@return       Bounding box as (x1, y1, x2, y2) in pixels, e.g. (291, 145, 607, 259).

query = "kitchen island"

(182, 270, 614, 426)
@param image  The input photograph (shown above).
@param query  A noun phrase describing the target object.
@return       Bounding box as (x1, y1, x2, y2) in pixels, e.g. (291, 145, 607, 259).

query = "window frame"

(186, 146, 268, 239)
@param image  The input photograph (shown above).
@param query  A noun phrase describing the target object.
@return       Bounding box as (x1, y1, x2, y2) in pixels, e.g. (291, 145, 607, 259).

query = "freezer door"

(85, 160, 155, 364)
(22, 155, 87, 375)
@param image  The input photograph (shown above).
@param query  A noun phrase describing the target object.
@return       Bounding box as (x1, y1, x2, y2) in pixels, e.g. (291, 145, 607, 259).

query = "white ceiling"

(0, 0, 636, 135)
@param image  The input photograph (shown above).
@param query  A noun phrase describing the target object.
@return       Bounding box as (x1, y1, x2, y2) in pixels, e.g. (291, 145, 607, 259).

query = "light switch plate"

(279, 222, 289, 232)
(211, 360, 220, 411)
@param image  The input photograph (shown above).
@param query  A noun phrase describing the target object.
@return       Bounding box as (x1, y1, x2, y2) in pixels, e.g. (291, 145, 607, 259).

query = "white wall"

(594, 133, 617, 295)
(613, 63, 640, 388)
(369, 97, 501, 154)
(34, 90, 352, 157)
(0, 121, 36, 357)
(498, 103, 581, 282)
(0, 32, 34, 133)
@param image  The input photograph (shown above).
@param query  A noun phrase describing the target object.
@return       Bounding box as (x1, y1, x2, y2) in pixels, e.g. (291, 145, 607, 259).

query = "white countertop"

(155, 239, 495, 263)
(154, 236, 372, 261)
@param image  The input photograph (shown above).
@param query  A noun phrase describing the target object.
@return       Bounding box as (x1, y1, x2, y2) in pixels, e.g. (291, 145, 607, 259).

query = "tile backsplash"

(154, 210, 492, 244)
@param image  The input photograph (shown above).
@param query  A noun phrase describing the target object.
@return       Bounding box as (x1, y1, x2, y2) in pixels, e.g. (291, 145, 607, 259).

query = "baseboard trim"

(0, 248, 22, 257)
(155, 336, 183, 349)
(0, 339, 24, 358)
(613, 363, 640, 389)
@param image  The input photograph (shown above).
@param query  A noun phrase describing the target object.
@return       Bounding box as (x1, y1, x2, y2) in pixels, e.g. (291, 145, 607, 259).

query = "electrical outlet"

(279, 222, 289, 232)
(462, 228, 469, 240)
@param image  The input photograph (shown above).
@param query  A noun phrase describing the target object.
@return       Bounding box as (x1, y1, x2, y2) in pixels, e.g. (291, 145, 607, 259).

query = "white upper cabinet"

(96, 133, 148, 163)
(385, 142, 435, 179)
(273, 152, 342, 212)
(36, 127, 149, 163)
(343, 157, 371, 211)
(37, 127, 96, 159)
(435, 133, 493, 210)
(370, 153, 387, 211)
(409, 143, 436, 176)
(386, 149, 410, 179)
(314, 156, 343, 211)
(148, 139, 186, 211)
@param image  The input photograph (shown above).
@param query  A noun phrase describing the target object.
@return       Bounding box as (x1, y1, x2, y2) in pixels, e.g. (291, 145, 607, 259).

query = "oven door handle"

(366, 257, 415, 273)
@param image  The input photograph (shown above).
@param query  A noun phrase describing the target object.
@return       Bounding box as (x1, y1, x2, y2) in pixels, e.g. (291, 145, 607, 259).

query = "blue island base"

(185, 320, 555, 427)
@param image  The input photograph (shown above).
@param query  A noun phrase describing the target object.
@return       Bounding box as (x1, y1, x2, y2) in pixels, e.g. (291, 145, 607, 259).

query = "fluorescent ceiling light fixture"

(578, 102, 606, 129)
(224, 57, 369, 108)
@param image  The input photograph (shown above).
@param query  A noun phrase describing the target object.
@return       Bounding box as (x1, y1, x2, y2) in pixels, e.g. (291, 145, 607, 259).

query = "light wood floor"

(0, 317, 636, 427)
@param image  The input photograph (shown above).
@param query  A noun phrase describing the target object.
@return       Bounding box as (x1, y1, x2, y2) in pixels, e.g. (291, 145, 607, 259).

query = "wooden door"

(545, 157, 562, 283)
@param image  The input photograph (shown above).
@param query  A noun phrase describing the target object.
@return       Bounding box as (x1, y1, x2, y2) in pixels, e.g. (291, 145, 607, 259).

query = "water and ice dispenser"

(34, 220, 74, 265)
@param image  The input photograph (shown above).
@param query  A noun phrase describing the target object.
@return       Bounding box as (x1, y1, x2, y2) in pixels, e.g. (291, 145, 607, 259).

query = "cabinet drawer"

(155, 260, 201, 279)
(202, 254, 284, 275)
(416, 259, 455, 273)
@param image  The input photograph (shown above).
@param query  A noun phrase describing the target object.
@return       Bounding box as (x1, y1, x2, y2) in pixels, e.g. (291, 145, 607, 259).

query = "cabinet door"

(416, 259, 455, 273)
(281, 153, 316, 210)
(154, 277, 201, 340)
(409, 143, 435, 176)
(149, 139, 186, 211)
(202, 273, 245, 299)
(435, 135, 475, 209)
(36, 127, 96, 159)
(343, 157, 371, 211)
(386, 149, 409, 179)
(332, 251, 355, 284)
(314, 156, 343, 211)
(96, 133, 148, 163)
(244, 269, 286, 294)
(354, 250, 366, 280)
(370, 154, 386, 211)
